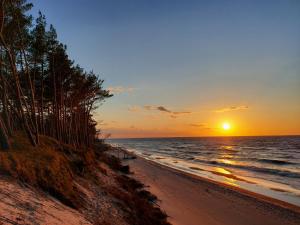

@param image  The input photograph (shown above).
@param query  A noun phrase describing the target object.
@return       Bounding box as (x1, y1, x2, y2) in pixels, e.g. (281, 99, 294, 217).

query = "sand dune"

(0, 176, 91, 225)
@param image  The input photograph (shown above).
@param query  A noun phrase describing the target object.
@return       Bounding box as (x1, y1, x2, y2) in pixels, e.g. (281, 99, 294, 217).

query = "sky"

(31, 0, 300, 138)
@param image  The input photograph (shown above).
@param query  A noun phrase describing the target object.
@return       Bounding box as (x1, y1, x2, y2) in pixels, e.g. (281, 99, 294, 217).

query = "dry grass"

(0, 132, 95, 208)
(0, 133, 170, 225)
(89, 148, 170, 224)
(97, 152, 130, 174)
(94, 151, 170, 224)
(107, 175, 170, 225)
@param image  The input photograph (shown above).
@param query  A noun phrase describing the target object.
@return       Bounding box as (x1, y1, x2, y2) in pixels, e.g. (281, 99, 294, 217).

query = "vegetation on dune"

(97, 152, 170, 225)
(0, 1, 170, 224)
(0, 132, 170, 224)
(0, 132, 97, 208)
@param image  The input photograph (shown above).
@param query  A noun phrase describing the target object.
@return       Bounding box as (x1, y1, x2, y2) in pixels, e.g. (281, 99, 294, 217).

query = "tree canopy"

(0, 0, 112, 150)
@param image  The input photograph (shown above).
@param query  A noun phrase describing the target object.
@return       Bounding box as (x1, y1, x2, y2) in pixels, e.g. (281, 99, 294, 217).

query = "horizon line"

(106, 134, 300, 140)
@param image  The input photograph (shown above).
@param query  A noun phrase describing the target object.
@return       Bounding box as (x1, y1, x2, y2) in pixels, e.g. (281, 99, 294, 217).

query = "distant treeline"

(0, 0, 112, 150)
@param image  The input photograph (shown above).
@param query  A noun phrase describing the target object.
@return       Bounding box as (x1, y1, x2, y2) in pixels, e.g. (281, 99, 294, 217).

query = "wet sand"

(126, 156, 300, 225)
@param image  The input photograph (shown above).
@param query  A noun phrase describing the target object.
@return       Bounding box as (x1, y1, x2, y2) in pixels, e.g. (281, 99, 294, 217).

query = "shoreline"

(110, 144, 300, 206)
(119, 150, 300, 225)
(151, 157, 300, 211)
(134, 155, 300, 212)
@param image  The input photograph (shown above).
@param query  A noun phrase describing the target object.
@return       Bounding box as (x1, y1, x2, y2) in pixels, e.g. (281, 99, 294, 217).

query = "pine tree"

(0, 0, 112, 150)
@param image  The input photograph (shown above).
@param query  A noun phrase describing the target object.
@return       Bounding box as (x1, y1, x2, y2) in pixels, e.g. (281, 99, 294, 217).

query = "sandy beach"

(125, 156, 300, 225)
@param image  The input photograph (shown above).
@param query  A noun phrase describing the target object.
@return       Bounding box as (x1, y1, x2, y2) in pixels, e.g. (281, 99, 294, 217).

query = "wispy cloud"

(128, 105, 191, 118)
(144, 105, 191, 116)
(214, 105, 249, 113)
(188, 123, 211, 130)
(173, 111, 192, 115)
(107, 86, 135, 94)
(188, 123, 206, 127)
(157, 106, 171, 113)
(128, 106, 141, 112)
(144, 105, 155, 111)
(98, 120, 118, 127)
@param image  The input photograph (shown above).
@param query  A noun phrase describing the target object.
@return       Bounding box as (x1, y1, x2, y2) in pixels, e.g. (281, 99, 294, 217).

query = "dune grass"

(0, 133, 170, 224)
(0, 132, 95, 208)
(96, 153, 170, 225)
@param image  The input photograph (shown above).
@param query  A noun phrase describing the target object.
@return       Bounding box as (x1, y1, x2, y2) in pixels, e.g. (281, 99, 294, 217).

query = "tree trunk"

(0, 34, 36, 146)
(0, 114, 10, 150)
(40, 61, 45, 134)
(0, 49, 12, 136)
(21, 48, 39, 144)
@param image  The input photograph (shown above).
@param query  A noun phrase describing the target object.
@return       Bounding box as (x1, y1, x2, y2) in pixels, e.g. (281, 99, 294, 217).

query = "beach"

(125, 155, 300, 225)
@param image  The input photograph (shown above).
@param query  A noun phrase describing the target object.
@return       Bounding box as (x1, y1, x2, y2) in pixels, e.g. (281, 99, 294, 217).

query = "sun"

(222, 122, 231, 130)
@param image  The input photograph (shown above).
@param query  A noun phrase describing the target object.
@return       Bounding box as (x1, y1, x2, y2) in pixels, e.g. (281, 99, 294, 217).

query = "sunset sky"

(32, 0, 300, 138)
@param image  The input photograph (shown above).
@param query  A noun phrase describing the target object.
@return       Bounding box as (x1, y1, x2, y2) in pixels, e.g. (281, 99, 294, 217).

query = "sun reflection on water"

(223, 146, 233, 150)
(218, 144, 239, 166)
(215, 145, 240, 187)
(214, 168, 240, 187)
(215, 167, 231, 175)
(219, 158, 236, 165)
(224, 177, 239, 187)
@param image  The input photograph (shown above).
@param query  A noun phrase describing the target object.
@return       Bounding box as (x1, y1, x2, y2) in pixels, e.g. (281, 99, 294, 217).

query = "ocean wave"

(109, 136, 300, 191)
(194, 159, 300, 178)
(257, 158, 296, 165)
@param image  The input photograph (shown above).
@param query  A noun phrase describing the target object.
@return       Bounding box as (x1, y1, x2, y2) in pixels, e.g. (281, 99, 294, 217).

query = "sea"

(108, 136, 300, 206)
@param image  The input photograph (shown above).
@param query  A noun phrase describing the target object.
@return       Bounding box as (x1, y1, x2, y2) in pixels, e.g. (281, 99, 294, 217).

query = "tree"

(0, 0, 112, 150)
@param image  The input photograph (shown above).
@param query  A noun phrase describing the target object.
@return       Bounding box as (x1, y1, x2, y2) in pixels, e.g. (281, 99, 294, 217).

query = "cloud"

(188, 123, 211, 130)
(98, 120, 118, 128)
(214, 105, 249, 113)
(188, 123, 206, 127)
(144, 105, 191, 116)
(144, 105, 155, 110)
(173, 111, 192, 115)
(107, 86, 135, 94)
(157, 106, 171, 113)
(128, 106, 141, 112)
(128, 105, 191, 119)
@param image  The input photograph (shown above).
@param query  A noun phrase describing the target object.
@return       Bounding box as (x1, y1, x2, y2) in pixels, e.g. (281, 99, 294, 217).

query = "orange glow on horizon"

(99, 107, 300, 138)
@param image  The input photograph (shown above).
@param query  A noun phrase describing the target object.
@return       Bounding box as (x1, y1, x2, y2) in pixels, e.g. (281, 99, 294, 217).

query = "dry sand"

(126, 156, 300, 225)
(0, 162, 131, 225)
(0, 176, 91, 225)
